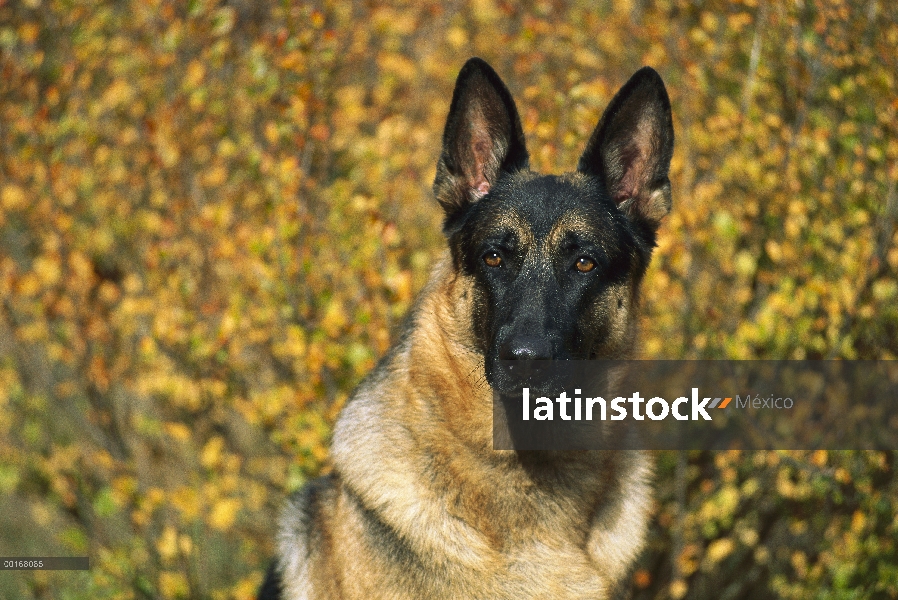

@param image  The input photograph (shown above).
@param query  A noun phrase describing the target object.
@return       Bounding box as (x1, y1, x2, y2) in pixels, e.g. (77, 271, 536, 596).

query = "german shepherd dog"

(259, 57, 674, 600)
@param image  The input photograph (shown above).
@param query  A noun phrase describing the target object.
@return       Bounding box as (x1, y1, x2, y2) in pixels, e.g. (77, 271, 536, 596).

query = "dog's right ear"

(433, 58, 529, 227)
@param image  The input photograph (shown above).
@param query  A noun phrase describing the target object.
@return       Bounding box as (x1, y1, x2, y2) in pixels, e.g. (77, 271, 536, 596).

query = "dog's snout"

(499, 336, 553, 361)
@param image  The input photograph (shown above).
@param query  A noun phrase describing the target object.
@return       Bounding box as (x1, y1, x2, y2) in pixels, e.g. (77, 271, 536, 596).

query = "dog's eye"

(483, 252, 503, 268)
(575, 257, 596, 273)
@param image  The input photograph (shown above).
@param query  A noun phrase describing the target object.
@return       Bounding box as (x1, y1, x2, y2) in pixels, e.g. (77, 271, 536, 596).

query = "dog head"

(433, 58, 674, 395)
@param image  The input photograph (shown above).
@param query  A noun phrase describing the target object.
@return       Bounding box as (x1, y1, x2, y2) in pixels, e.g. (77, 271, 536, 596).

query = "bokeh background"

(1, 0, 896, 598)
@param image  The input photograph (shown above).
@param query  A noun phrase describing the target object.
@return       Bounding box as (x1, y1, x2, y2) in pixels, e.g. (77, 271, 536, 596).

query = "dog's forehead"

(484, 173, 618, 241)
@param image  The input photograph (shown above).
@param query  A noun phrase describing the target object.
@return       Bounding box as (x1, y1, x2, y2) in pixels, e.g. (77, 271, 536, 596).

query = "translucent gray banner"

(492, 361, 898, 450)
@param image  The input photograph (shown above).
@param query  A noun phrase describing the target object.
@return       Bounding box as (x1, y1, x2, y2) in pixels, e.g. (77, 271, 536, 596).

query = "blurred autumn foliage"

(1, 0, 896, 598)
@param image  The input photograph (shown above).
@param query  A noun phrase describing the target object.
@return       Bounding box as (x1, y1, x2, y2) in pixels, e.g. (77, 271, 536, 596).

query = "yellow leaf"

(851, 510, 866, 532)
(706, 538, 735, 563)
(1, 185, 27, 210)
(446, 27, 467, 49)
(171, 487, 201, 520)
(178, 534, 193, 556)
(158, 571, 189, 597)
(669, 579, 688, 599)
(105, 80, 135, 109)
(33, 256, 61, 286)
(232, 573, 265, 600)
(209, 498, 241, 531)
(377, 53, 416, 81)
(185, 60, 206, 88)
(164, 422, 192, 443)
(201, 436, 224, 469)
(19, 22, 39, 44)
(156, 526, 179, 561)
(202, 165, 228, 187)
(321, 300, 347, 336)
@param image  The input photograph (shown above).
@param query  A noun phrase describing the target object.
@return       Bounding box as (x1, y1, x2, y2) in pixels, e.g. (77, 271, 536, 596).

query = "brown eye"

(575, 257, 595, 273)
(483, 252, 502, 268)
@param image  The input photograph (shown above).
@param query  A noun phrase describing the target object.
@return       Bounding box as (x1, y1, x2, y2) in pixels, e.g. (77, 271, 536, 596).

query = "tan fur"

(276, 254, 652, 600)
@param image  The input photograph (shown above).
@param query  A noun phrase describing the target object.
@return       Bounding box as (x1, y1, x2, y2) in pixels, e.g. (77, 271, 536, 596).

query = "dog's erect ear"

(578, 67, 674, 230)
(434, 58, 529, 223)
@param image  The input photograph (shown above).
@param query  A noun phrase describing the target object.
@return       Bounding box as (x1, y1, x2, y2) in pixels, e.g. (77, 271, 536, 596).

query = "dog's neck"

(405, 256, 496, 448)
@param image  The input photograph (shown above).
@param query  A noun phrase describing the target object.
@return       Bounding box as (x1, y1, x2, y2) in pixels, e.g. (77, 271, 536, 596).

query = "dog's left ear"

(578, 67, 674, 231)
(434, 58, 529, 227)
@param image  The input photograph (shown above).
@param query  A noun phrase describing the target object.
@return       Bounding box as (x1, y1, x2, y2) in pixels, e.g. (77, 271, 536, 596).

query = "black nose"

(499, 336, 553, 361)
